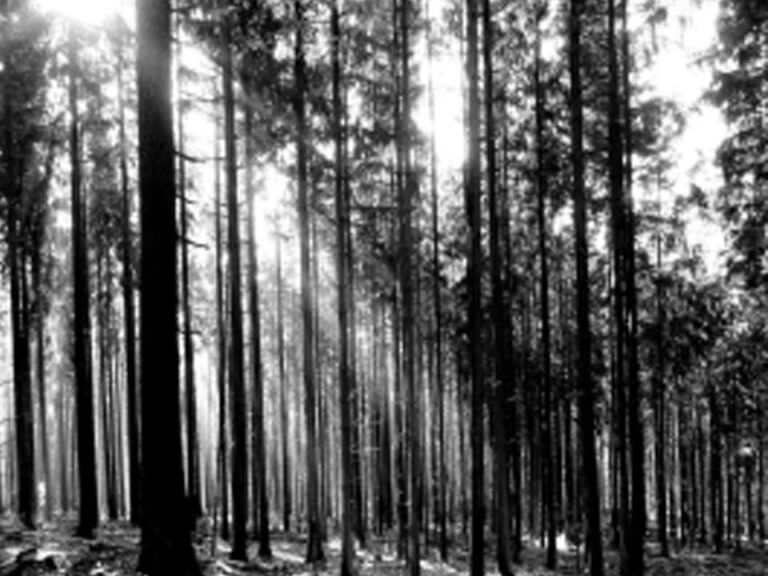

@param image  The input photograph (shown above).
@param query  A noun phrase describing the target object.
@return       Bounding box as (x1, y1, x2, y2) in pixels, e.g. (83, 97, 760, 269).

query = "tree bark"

(483, 0, 512, 572)
(466, 1, 484, 575)
(244, 94, 271, 559)
(333, 3, 354, 572)
(69, 25, 97, 539)
(136, 0, 199, 572)
(398, 1, 420, 574)
(222, 15, 248, 561)
(534, 10, 556, 568)
(276, 236, 291, 533)
(294, 0, 324, 561)
(176, 18, 200, 524)
(569, 1, 604, 574)
(116, 31, 141, 526)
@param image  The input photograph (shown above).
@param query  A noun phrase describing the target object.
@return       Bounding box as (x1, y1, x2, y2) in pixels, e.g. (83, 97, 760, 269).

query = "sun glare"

(36, 0, 123, 27)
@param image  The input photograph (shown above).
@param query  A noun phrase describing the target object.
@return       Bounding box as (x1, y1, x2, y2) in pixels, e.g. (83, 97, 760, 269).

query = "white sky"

(635, 0, 727, 274)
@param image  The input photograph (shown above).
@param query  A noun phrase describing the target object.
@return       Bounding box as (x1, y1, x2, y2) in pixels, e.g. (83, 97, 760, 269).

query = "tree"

(466, 1, 484, 575)
(294, 0, 324, 562)
(533, 3, 556, 568)
(222, 11, 248, 561)
(332, 1, 354, 574)
(397, 0, 420, 574)
(68, 22, 98, 539)
(114, 19, 141, 525)
(244, 86, 271, 559)
(569, 0, 604, 574)
(176, 11, 201, 524)
(483, 0, 512, 572)
(136, 0, 199, 572)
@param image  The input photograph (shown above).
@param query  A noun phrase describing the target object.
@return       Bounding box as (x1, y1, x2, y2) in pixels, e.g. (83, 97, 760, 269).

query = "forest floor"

(1, 518, 766, 576)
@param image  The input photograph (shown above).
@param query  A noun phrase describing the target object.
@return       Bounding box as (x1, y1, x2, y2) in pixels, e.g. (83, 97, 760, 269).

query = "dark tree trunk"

(398, 1, 420, 574)
(710, 382, 723, 552)
(426, 1, 447, 559)
(244, 97, 271, 559)
(620, 0, 645, 567)
(569, 1, 604, 574)
(31, 234, 50, 522)
(466, 1, 485, 575)
(294, 0, 324, 561)
(332, 2, 354, 574)
(276, 237, 291, 533)
(3, 23, 35, 525)
(10, 207, 34, 529)
(534, 11, 556, 569)
(483, 0, 511, 572)
(136, 0, 199, 572)
(607, 0, 631, 568)
(222, 16, 248, 562)
(654, 229, 668, 557)
(389, 7, 409, 559)
(214, 95, 229, 543)
(69, 26, 97, 539)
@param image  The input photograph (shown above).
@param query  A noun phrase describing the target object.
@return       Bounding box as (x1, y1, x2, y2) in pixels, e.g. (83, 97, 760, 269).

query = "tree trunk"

(534, 11, 556, 569)
(570, 1, 604, 574)
(69, 26, 97, 539)
(332, 2, 354, 574)
(176, 18, 200, 525)
(466, 1, 484, 575)
(426, 0, 447, 558)
(483, 0, 511, 572)
(116, 32, 140, 526)
(244, 98, 271, 558)
(295, 0, 324, 561)
(398, 1, 420, 574)
(136, 0, 200, 571)
(213, 89, 229, 543)
(276, 236, 291, 533)
(654, 229, 668, 556)
(32, 236, 51, 521)
(620, 0, 645, 567)
(222, 16, 248, 561)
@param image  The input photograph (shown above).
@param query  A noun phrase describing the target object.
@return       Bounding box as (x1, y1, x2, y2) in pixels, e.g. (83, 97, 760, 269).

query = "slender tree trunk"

(244, 98, 271, 558)
(620, 0, 645, 568)
(176, 19, 200, 524)
(276, 236, 291, 533)
(466, 1, 485, 575)
(710, 380, 723, 552)
(32, 241, 50, 521)
(69, 25, 97, 538)
(333, 3, 353, 572)
(295, 0, 324, 561)
(222, 16, 248, 561)
(426, 0, 447, 558)
(483, 0, 511, 572)
(116, 34, 140, 526)
(534, 11, 556, 568)
(570, 1, 604, 574)
(607, 0, 631, 563)
(654, 224, 668, 557)
(213, 91, 229, 543)
(390, 7, 409, 559)
(398, 1, 420, 573)
(136, 0, 200, 571)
